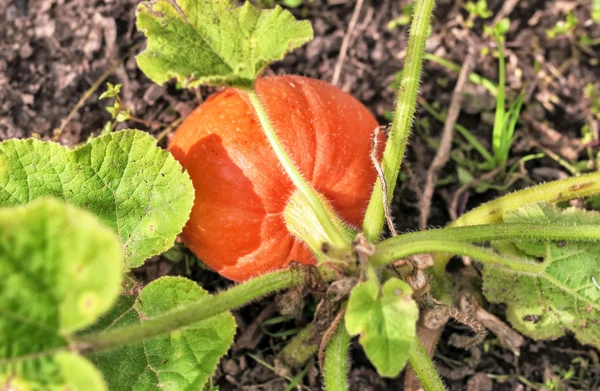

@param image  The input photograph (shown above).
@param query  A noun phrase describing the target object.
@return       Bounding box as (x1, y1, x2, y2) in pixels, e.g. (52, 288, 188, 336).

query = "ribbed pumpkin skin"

(169, 75, 380, 281)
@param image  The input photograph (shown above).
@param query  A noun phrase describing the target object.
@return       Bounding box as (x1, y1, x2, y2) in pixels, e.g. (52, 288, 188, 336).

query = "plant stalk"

(245, 88, 348, 249)
(280, 324, 318, 368)
(451, 171, 600, 227)
(492, 32, 506, 167)
(323, 322, 351, 391)
(77, 267, 335, 353)
(375, 222, 600, 257)
(407, 337, 446, 391)
(370, 239, 544, 274)
(362, 0, 436, 242)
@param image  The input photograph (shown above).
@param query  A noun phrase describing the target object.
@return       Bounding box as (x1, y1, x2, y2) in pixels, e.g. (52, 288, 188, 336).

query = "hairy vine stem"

(430, 171, 600, 274)
(408, 335, 447, 391)
(451, 171, 600, 227)
(323, 322, 351, 391)
(244, 88, 349, 249)
(358, 0, 442, 388)
(371, 239, 545, 274)
(362, 0, 436, 242)
(77, 267, 336, 353)
(374, 222, 600, 261)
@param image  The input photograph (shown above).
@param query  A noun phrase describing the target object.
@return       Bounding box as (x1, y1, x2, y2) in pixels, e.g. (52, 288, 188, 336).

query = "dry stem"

(318, 309, 346, 374)
(419, 47, 476, 230)
(331, 0, 365, 86)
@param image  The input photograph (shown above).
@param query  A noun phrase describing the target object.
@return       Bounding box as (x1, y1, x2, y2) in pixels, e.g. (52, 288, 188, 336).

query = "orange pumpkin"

(169, 75, 381, 281)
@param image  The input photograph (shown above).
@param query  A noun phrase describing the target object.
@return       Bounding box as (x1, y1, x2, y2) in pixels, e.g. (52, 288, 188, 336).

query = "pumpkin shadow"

(169, 133, 264, 272)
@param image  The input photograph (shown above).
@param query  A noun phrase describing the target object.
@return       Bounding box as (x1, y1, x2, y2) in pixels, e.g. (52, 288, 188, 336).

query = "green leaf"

(0, 130, 194, 269)
(99, 83, 123, 100)
(546, 12, 578, 39)
(0, 198, 122, 389)
(87, 276, 236, 390)
(494, 17, 511, 36)
(282, 0, 303, 8)
(1, 353, 109, 391)
(54, 353, 109, 391)
(457, 166, 474, 186)
(115, 108, 131, 123)
(483, 203, 600, 347)
(136, 0, 313, 88)
(345, 278, 419, 377)
(464, 0, 492, 19)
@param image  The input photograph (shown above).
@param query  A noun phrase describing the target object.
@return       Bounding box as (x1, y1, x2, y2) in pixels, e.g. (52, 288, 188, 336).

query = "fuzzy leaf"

(0, 198, 122, 389)
(136, 0, 313, 88)
(483, 203, 600, 347)
(345, 278, 418, 377)
(87, 276, 236, 390)
(0, 130, 194, 269)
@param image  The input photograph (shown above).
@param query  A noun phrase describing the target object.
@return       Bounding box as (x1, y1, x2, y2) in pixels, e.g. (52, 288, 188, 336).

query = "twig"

(449, 168, 502, 220)
(331, 0, 365, 86)
(54, 60, 122, 140)
(371, 129, 435, 288)
(421, 295, 486, 349)
(353, 232, 375, 282)
(405, 47, 477, 391)
(403, 160, 424, 202)
(492, 0, 520, 25)
(246, 354, 312, 391)
(234, 303, 278, 350)
(370, 127, 397, 236)
(419, 47, 476, 230)
(521, 112, 584, 161)
(459, 294, 523, 356)
(54, 42, 143, 140)
(318, 309, 346, 374)
(155, 117, 185, 143)
(446, 306, 487, 348)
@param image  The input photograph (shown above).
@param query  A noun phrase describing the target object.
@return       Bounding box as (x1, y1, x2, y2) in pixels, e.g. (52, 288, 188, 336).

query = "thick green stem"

(371, 239, 544, 274)
(284, 190, 355, 261)
(323, 322, 351, 391)
(77, 268, 335, 353)
(407, 338, 446, 391)
(279, 324, 318, 368)
(362, 0, 436, 242)
(376, 223, 600, 255)
(420, 171, 600, 274)
(244, 88, 348, 248)
(451, 171, 600, 227)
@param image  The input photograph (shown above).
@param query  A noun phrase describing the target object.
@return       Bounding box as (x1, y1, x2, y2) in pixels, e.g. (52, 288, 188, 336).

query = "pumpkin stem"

(284, 190, 355, 263)
(242, 87, 350, 249)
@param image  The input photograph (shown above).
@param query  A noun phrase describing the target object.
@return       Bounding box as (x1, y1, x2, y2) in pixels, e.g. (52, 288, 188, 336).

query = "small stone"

(174, 102, 193, 118)
(222, 359, 241, 376)
(19, 43, 33, 59)
(21, 94, 34, 105)
(467, 373, 493, 391)
(143, 85, 166, 105)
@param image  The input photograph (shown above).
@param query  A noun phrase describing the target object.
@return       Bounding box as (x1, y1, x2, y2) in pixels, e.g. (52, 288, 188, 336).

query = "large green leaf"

(87, 276, 236, 390)
(0, 130, 194, 269)
(136, 0, 313, 88)
(0, 198, 122, 390)
(483, 203, 600, 347)
(345, 278, 419, 377)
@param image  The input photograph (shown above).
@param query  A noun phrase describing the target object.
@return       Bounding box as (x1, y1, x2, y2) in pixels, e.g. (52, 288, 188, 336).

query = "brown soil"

(2, 0, 600, 390)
